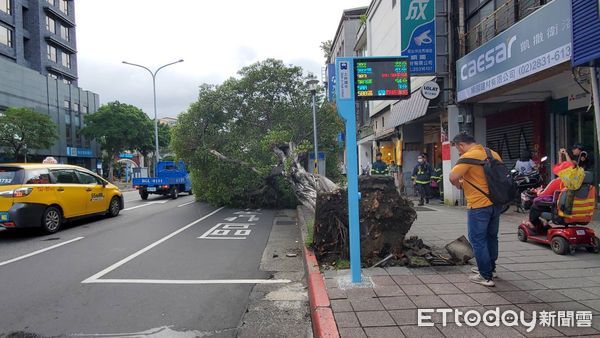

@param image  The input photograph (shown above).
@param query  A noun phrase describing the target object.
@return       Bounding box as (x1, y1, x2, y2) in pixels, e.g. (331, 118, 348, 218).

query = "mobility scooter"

(517, 172, 600, 255)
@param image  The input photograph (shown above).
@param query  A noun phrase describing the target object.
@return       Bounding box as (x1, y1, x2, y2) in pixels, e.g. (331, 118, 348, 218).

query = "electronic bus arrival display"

(354, 57, 411, 101)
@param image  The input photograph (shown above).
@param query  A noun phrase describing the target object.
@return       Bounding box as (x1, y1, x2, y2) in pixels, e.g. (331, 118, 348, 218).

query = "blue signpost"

(335, 57, 411, 283)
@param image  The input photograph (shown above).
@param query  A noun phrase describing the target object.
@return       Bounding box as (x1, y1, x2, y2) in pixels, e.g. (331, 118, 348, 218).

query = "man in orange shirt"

(449, 133, 503, 287)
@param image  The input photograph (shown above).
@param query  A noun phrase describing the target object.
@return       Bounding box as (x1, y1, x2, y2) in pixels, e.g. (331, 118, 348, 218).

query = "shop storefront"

(449, 0, 578, 205)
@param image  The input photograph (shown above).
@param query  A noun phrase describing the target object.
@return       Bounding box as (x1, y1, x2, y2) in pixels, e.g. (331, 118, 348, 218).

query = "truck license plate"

(576, 230, 586, 236)
(147, 187, 156, 192)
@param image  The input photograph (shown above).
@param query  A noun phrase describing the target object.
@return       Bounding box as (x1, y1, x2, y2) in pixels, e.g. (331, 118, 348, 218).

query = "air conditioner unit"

(465, 115, 473, 124)
(457, 115, 464, 123)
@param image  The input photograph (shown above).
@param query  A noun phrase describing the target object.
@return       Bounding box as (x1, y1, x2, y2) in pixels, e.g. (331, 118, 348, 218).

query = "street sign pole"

(335, 57, 411, 284)
(335, 58, 362, 283)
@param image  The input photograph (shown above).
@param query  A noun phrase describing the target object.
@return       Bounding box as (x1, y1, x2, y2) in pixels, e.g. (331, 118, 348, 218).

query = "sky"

(75, 0, 369, 119)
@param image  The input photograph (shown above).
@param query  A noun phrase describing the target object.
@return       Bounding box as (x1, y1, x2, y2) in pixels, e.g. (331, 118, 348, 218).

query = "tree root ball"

(312, 176, 417, 265)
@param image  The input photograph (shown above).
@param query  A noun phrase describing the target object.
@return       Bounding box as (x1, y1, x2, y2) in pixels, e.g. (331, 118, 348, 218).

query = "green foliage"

(81, 101, 151, 179)
(305, 218, 314, 248)
(0, 107, 58, 161)
(172, 59, 344, 207)
(320, 40, 333, 62)
(82, 101, 150, 156)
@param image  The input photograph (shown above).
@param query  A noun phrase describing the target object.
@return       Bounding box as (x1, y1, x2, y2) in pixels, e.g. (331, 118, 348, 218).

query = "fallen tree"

(312, 176, 417, 265)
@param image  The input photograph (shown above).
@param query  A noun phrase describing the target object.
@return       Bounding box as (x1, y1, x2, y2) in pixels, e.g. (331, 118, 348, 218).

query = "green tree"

(81, 101, 151, 181)
(320, 40, 333, 62)
(172, 59, 343, 209)
(0, 107, 58, 162)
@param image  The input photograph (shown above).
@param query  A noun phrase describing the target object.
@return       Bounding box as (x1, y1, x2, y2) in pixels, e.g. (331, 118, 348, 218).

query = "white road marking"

(224, 216, 237, 221)
(177, 201, 195, 208)
(198, 223, 254, 240)
(82, 278, 291, 285)
(0, 237, 84, 267)
(123, 200, 169, 211)
(82, 207, 224, 283)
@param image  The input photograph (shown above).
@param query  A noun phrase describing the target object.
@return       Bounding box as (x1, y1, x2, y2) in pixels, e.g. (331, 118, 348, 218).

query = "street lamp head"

(307, 79, 319, 94)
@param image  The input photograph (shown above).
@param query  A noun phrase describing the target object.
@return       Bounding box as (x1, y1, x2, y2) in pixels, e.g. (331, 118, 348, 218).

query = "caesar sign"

(460, 36, 517, 81)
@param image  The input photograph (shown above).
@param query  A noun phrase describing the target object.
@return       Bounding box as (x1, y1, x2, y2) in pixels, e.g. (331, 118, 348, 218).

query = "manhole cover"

(414, 206, 436, 212)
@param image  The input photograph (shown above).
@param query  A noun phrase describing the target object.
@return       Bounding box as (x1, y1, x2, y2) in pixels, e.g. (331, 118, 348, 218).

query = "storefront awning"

(389, 76, 435, 127)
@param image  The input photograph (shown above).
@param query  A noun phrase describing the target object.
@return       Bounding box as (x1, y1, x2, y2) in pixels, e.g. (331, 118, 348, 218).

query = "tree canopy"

(82, 101, 152, 179)
(172, 59, 343, 208)
(0, 107, 58, 161)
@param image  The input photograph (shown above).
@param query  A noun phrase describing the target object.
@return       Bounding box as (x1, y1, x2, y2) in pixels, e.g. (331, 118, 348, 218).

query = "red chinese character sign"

(354, 57, 411, 101)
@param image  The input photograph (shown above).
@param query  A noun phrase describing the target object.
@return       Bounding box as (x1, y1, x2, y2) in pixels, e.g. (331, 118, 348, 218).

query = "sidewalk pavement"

(321, 203, 600, 337)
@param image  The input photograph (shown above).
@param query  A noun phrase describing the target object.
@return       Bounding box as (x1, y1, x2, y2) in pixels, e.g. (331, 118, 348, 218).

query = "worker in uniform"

(371, 152, 389, 175)
(412, 154, 433, 206)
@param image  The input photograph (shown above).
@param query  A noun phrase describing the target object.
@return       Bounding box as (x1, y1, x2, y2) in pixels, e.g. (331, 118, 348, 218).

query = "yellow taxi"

(0, 164, 124, 234)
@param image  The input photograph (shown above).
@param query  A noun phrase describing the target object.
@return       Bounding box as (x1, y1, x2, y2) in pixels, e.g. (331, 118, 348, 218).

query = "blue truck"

(132, 160, 192, 200)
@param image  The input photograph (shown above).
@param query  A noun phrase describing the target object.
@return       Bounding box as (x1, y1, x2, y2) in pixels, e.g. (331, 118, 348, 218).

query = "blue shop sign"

(119, 153, 134, 159)
(571, 0, 600, 67)
(456, 0, 572, 102)
(66, 147, 93, 157)
(327, 64, 336, 102)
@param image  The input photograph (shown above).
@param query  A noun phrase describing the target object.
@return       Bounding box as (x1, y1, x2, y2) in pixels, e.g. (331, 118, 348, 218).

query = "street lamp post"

(307, 79, 320, 175)
(122, 59, 184, 170)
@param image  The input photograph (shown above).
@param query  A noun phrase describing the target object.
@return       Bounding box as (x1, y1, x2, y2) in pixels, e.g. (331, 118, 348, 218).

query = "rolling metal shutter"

(486, 121, 535, 169)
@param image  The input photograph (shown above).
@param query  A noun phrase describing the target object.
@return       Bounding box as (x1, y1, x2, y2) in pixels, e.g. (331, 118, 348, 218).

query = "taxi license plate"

(0, 212, 9, 221)
(576, 230, 586, 236)
(147, 187, 157, 192)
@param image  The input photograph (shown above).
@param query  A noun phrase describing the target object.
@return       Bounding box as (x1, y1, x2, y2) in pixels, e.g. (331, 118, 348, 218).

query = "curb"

(298, 207, 340, 338)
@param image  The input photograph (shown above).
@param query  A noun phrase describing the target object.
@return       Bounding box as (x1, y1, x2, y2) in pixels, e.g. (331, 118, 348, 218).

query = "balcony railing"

(464, 0, 547, 54)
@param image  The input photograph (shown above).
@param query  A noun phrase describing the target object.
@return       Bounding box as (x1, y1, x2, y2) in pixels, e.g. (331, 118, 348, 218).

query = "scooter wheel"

(517, 228, 528, 242)
(587, 237, 600, 254)
(551, 236, 570, 255)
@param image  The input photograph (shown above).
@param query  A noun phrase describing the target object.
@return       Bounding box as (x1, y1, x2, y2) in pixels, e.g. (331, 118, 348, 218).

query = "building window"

(0, 25, 11, 47)
(63, 78, 71, 85)
(47, 45, 57, 62)
(46, 15, 55, 33)
(82, 105, 88, 113)
(0, 0, 10, 15)
(61, 51, 70, 68)
(47, 0, 55, 6)
(65, 112, 71, 124)
(63, 100, 70, 109)
(72, 102, 79, 112)
(59, 0, 68, 15)
(60, 25, 69, 41)
(74, 113, 80, 127)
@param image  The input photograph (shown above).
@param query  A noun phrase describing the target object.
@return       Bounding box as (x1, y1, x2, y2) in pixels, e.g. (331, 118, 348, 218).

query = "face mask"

(418, 159, 424, 163)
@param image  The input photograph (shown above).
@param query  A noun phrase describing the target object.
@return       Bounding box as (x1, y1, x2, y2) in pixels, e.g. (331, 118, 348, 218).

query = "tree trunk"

(272, 143, 339, 212)
(312, 175, 417, 266)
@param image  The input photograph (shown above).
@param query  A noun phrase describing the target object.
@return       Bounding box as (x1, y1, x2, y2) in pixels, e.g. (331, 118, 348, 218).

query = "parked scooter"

(501, 156, 547, 214)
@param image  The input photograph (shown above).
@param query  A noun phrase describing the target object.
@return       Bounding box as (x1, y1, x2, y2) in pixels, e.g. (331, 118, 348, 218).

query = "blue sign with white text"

(401, 0, 436, 75)
(456, 0, 572, 101)
(66, 147, 93, 158)
(327, 64, 336, 102)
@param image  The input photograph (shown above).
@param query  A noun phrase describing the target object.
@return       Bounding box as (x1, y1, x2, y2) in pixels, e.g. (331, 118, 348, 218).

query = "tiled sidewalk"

(324, 204, 600, 337)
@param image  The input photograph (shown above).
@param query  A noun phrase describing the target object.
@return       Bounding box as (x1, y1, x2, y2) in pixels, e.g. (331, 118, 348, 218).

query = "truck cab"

(132, 160, 192, 200)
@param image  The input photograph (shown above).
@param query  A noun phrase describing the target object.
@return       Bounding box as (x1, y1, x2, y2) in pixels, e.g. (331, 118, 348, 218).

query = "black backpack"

(456, 148, 516, 205)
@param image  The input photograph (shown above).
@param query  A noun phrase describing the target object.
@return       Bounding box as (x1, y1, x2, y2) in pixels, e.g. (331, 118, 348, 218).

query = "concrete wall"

(0, 56, 100, 166)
